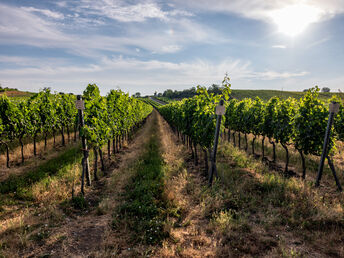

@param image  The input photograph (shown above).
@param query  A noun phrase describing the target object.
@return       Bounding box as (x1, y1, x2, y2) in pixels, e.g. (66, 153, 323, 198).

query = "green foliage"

(158, 82, 229, 149)
(235, 98, 252, 134)
(161, 82, 342, 176)
(26, 93, 43, 137)
(272, 97, 296, 146)
(224, 98, 238, 131)
(332, 95, 344, 141)
(160, 88, 335, 102)
(335, 104, 344, 141)
(82, 84, 152, 149)
(262, 97, 279, 139)
(294, 87, 331, 155)
(0, 84, 152, 167)
(0, 95, 21, 142)
(83, 84, 110, 148)
(249, 97, 265, 136)
(71, 195, 88, 210)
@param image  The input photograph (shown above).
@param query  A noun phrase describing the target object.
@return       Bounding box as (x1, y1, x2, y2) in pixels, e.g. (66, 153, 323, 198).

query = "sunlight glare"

(269, 4, 323, 37)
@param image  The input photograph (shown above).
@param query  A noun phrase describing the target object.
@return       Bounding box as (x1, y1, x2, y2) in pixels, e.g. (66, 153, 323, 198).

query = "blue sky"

(0, 0, 343, 95)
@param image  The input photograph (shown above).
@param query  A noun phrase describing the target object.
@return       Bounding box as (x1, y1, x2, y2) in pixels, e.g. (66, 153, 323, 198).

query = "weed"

(71, 195, 88, 210)
(114, 123, 177, 245)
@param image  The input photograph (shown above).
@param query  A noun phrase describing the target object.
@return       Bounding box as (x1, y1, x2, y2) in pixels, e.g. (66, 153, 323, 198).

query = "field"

(0, 87, 343, 257)
(0, 90, 34, 98)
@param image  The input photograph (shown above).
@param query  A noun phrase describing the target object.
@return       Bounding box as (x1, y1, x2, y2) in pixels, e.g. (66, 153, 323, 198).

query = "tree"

(321, 87, 330, 92)
(134, 92, 141, 98)
(208, 84, 222, 95)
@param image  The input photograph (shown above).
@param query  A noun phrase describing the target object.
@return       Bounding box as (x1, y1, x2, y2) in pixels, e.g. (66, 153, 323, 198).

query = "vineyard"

(0, 82, 344, 257)
(0, 84, 152, 185)
(158, 82, 344, 188)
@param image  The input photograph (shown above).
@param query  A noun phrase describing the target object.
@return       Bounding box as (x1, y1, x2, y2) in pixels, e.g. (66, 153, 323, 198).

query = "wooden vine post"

(209, 99, 225, 186)
(76, 95, 91, 195)
(315, 101, 342, 191)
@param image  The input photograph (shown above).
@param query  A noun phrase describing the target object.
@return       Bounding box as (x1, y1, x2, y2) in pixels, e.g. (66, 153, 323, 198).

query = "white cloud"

(306, 37, 331, 48)
(0, 3, 217, 56)
(161, 45, 181, 53)
(21, 7, 64, 19)
(0, 56, 309, 95)
(172, 0, 344, 23)
(272, 45, 287, 49)
(74, 0, 193, 22)
(253, 71, 308, 80)
(0, 4, 69, 47)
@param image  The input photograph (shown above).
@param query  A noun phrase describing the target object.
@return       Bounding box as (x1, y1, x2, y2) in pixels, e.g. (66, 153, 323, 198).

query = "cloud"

(0, 4, 69, 46)
(21, 7, 64, 19)
(74, 0, 193, 23)
(172, 0, 344, 23)
(272, 45, 287, 49)
(306, 37, 331, 48)
(161, 45, 181, 53)
(0, 56, 309, 95)
(253, 71, 308, 80)
(81, 2, 166, 22)
(0, 3, 218, 56)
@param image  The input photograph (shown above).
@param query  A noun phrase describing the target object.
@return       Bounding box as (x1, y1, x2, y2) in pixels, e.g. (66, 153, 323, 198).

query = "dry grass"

(0, 132, 79, 181)
(153, 117, 344, 257)
(36, 112, 157, 257)
(153, 113, 220, 257)
(0, 113, 154, 257)
(2, 110, 342, 257)
(209, 141, 344, 257)
(223, 130, 344, 189)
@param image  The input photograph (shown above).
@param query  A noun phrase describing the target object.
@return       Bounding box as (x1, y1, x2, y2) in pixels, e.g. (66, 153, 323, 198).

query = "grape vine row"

(0, 84, 152, 169)
(158, 83, 344, 179)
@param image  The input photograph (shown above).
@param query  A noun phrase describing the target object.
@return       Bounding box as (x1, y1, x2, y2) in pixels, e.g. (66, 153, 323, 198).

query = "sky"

(0, 0, 344, 95)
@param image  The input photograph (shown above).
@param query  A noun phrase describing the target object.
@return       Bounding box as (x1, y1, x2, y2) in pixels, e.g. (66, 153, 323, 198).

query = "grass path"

(31, 111, 157, 257)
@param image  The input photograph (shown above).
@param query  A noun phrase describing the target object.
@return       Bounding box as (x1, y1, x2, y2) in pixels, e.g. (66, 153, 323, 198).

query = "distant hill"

(159, 85, 341, 102)
(158, 89, 339, 102)
(230, 89, 336, 102)
(0, 89, 34, 98)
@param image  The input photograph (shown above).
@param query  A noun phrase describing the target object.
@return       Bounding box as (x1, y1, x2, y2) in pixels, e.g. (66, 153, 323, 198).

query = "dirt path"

(154, 112, 218, 257)
(27, 112, 156, 257)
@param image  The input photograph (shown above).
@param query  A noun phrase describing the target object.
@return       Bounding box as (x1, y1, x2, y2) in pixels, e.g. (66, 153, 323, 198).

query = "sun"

(269, 4, 323, 37)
